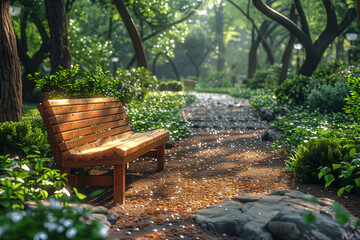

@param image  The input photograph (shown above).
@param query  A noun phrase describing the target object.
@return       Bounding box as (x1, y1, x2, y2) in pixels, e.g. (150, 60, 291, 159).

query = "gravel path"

(84, 92, 360, 239)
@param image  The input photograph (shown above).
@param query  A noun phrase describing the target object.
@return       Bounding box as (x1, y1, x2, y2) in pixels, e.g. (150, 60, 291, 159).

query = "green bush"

(292, 138, 353, 183)
(275, 75, 312, 104)
(0, 199, 109, 240)
(249, 91, 278, 116)
(29, 65, 157, 103)
(306, 82, 350, 113)
(205, 71, 226, 87)
(0, 121, 48, 155)
(345, 76, 360, 124)
(126, 91, 189, 139)
(249, 65, 281, 90)
(158, 81, 184, 92)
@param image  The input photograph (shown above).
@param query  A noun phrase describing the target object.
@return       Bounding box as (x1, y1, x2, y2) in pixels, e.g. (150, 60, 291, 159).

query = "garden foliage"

(28, 65, 157, 103)
(290, 138, 353, 183)
(159, 80, 184, 92)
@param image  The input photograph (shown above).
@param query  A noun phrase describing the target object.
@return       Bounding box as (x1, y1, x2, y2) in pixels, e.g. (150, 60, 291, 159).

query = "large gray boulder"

(195, 190, 358, 240)
(259, 107, 275, 122)
(278, 106, 291, 116)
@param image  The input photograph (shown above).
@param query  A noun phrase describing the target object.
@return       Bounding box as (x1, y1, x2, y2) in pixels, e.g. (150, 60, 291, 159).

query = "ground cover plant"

(249, 62, 360, 198)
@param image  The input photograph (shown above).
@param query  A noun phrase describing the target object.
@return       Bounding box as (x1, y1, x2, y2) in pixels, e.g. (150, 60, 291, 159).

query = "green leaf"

(354, 177, 360, 187)
(89, 189, 104, 198)
(341, 171, 352, 179)
(349, 148, 356, 158)
(73, 187, 87, 200)
(324, 174, 335, 183)
(332, 202, 349, 225)
(302, 213, 316, 225)
(344, 185, 354, 193)
(337, 187, 345, 197)
(318, 172, 323, 180)
(332, 164, 341, 170)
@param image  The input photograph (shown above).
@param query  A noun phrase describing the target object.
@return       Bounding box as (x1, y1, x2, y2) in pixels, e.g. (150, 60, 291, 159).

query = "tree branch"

(252, 0, 312, 50)
(294, 0, 310, 39)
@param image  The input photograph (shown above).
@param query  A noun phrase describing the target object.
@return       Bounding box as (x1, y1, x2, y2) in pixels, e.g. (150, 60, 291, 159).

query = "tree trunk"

(44, 0, 72, 74)
(215, 3, 225, 72)
(0, 0, 22, 122)
(113, 0, 147, 69)
(165, 54, 180, 81)
(248, 27, 257, 78)
(335, 37, 345, 62)
(279, 34, 295, 84)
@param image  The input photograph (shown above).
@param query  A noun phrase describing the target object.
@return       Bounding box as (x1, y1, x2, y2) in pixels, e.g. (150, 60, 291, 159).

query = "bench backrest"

(37, 97, 132, 166)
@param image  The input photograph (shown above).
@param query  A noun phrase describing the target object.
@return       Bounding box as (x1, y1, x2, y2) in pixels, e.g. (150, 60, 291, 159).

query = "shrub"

(0, 199, 109, 240)
(275, 75, 312, 104)
(126, 91, 189, 139)
(345, 76, 360, 124)
(29, 65, 157, 103)
(318, 147, 360, 197)
(306, 82, 350, 113)
(292, 138, 353, 183)
(249, 65, 281, 90)
(249, 91, 278, 116)
(158, 81, 184, 92)
(0, 121, 48, 155)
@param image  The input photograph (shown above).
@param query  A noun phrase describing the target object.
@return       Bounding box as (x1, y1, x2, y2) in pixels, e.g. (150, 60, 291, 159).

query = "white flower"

(99, 226, 108, 238)
(49, 198, 62, 210)
(65, 228, 77, 238)
(56, 225, 65, 233)
(21, 164, 30, 171)
(62, 219, 73, 228)
(33, 232, 48, 240)
(44, 222, 58, 232)
(8, 212, 23, 222)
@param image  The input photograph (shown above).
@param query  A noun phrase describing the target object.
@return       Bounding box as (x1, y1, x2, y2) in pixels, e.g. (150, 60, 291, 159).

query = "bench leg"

(113, 163, 125, 204)
(156, 144, 165, 171)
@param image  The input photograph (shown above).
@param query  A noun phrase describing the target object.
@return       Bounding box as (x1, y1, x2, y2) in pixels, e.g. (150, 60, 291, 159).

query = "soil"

(81, 93, 360, 240)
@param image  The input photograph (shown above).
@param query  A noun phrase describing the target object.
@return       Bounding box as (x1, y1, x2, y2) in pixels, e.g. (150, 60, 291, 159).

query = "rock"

(259, 107, 274, 121)
(165, 137, 176, 149)
(292, 109, 299, 113)
(107, 212, 120, 225)
(265, 209, 346, 240)
(278, 106, 291, 116)
(261, 129, 279, 141)
(195, 190, 358, 239)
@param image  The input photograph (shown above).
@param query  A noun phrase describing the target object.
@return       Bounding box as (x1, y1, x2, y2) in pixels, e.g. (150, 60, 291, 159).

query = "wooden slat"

(52, 113, 128, 133)
(123, 138, 169, 163)
(72, 129, 168, 157)
(117, 129, 169, 157)
(59, 125, 132, 152)
(56, 119, 129, 141)
(44, 101, 123, 116)
(42, 97, 119, 108)
(48, 107, 125, 124)
(66, 131, 133, 156)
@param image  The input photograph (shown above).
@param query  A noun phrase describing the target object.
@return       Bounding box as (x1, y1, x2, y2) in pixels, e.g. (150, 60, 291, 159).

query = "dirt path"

(87, 93, 360, 239)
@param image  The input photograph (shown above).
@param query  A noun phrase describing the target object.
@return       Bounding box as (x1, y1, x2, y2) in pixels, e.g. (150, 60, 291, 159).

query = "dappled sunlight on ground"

(79, 93, 360, 239)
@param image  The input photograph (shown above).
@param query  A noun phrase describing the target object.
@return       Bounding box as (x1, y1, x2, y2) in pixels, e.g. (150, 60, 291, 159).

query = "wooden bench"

(37, 97, 170, 204)
(184, 80, 196, 89)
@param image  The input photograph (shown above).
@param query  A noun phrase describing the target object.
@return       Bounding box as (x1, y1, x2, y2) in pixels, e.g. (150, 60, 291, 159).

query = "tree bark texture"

(44, 0, 72, 74)
(0, 0, 22, 122)
(113, 0, 148, 69)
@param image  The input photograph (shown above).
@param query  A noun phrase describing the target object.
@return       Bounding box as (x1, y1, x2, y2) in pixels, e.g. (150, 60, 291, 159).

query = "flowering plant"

(0, 198, 110, 240)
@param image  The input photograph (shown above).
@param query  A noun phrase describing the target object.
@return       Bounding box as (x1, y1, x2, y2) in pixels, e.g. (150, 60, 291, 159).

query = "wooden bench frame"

(37, 97, 170, 204)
